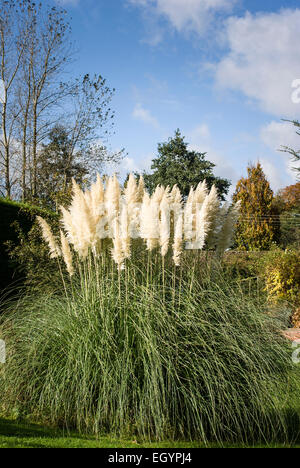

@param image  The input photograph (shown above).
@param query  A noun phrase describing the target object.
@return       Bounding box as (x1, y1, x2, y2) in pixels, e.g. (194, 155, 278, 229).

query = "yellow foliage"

(233, 163, 279, 250)
(263, 249, 300, 303)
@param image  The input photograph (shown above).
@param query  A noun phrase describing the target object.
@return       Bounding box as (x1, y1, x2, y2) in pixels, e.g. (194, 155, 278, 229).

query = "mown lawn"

(0, 418, 299, 448)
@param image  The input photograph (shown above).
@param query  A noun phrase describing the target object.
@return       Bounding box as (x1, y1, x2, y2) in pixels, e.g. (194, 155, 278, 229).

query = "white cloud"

(214, 9, 300, 117)
(260, 120, 300, 180)
(132, 103, 159, 128)
(129, 0, 236, 37)
(261, 120, 300, 152)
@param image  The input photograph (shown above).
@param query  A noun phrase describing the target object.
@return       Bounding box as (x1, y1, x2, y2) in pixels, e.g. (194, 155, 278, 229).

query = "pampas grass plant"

(1, 175, 298, 444)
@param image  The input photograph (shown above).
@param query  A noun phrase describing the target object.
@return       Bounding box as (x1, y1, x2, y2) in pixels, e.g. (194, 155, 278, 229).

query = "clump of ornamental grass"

(1, 175, 298, 443)
(0, 252, 299, 443)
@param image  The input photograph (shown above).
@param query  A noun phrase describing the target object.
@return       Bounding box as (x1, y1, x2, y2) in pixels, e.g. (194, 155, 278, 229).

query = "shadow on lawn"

(0, 417, 67, 439)
(0, 418, 102, 448)
(0, 411, 300, 449)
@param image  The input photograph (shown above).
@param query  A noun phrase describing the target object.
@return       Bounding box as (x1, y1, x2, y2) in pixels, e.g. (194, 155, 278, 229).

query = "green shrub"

(261, 248, 300, 305)
(0, 198, 58, 293)
(5, 220, 62, 295)
(0, 254, 298, 443)
(222, 251, 261, 279)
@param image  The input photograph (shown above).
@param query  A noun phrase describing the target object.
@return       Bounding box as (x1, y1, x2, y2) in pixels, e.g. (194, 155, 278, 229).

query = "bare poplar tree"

(0, 0, 32, 198)
(25, 4, 72, 198)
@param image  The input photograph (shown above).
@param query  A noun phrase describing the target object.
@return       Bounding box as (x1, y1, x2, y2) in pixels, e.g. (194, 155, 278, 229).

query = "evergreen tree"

(233, 163, 279, 250)
(141, 129, 231, 200)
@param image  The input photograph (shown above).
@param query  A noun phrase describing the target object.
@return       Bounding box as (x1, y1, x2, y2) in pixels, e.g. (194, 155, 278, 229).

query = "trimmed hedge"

(0, 198, 57, 292)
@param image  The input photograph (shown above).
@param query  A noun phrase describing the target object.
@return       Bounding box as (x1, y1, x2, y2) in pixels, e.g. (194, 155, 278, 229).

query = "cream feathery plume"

(137, 175, 145, 203)
(129, 203, 141, 239)
(193, 196, 213, 250)
(216, 201, 241, 254)
(95, 176, 111, 240)
(104, 175, 120, 207)
(170, 185, 178, 204)
(195, 185, 220, 250)
(147, 194, 160, 251)
(90, 174, 105, 220)
(111, 217, 125, 270)
(154, 186, 170, 252)
(120, 199, 131, 259)
(164, 185, 171, 197)
(184, 188, 194, 245)
(140, 192, 151, 241)
(173, 210, 183, 266)
(107, 174, 121, 209)
(104, 175, 121, 238)
(194, 180, 208, 204)
(72, 180, 95, 248)
(184, 187, 197, 246)
(170, 185, 182, 205)
(60, 230, 74, 277)
(67, 179, 94, 258)
(159, 194, 170, 257)
(124, 173, 138, 204)
(37, 216, 61, 259)
(169, 184, 183, 251)
(60, 206, 78, 247)
(140, 190, 160, 251)
(123, 173, 140, 241)
(83, 189, 92, 207)
(90, 174, 105, 252)
(186, 187, 195, 205)
(96, 214, 109, 240)
(152, 185, 165, 205)
(190, 182, 208, 240)
(205, 185, 221, 249)
(147, 238, 159, 251)
(111, 174, 121, 211)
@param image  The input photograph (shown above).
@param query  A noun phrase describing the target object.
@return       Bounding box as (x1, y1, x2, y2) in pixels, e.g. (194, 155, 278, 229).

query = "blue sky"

(54, 0, 300, 197)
